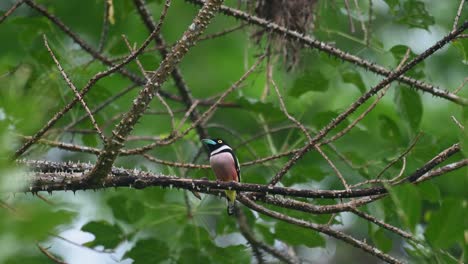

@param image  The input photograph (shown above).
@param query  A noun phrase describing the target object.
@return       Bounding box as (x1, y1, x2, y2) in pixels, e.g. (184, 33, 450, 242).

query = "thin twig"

(142, 154, 209, 169)
(453, 77, 468, 94)
(452, 0, 466, 32)
(315, 145, 350, 190)
(349, 208, 415, 241)
(198, 23, 246, 41)
(64, 84, 138, 131)
(375, 133, 422, 179)
(0, 0, 24, 24)
(37, 243, 67, 264)
(43, 35, 106, 142)
(344, 0, 355, 33)
(367, 0, 373, 47)
(97, 0, 111, 52)
(49, 233, 113, 253)
(451, 116, 465, 130)
(122, 35, 176, 132)
(353, 0, 368, 43)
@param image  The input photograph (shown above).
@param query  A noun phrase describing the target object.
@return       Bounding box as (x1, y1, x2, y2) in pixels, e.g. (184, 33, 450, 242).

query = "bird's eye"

(217, 140, 222, 143)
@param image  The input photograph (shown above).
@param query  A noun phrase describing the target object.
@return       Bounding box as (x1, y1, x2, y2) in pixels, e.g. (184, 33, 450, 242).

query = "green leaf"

(107, 195, 145, 224)
(418, 182, 440, 203)
(178, 248, 211, 264)
(378, 114, 403, 144)
(82, 134, 98, 148)
(452, 39, 468, 64)
(425, 199, 465, 248)
(289, 70, 329, 97)
(4, 204, 74, 241)
(275, 222, 325, 248)
(387, 0, 435, 30)
(394, 87, 423, 134)
(256, 223, 275, 244)
(383, 0, 399, 9)
(210, 245, 250, 263)
(124, 238, 169, 264)
(81, 221, 124, 249)
(4, 255, 51, 264)
(236, 96, 283, 120)
(370, 228, 393, 253)
(388, 184, 421, 232)
(342, 70, 366, 93)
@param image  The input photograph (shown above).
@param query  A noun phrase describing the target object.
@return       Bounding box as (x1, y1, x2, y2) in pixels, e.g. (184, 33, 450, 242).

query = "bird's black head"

(202, 138, 230, 153)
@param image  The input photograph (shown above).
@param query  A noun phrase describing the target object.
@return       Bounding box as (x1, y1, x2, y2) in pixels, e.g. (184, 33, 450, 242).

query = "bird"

(202, 138, 240, 215)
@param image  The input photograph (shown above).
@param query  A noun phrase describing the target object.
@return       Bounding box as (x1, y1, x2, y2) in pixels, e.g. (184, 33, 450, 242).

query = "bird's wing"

(232, 152, 241, 182)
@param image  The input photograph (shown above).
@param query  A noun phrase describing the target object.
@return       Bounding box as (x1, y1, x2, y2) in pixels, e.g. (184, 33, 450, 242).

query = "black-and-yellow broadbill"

(202, 138, 240, 215)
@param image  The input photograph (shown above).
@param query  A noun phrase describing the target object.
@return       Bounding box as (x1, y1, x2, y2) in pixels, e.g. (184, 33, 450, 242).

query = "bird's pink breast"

(210, 152, 238, 182)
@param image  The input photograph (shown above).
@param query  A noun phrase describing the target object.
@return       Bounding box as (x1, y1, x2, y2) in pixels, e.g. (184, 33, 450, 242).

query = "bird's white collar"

(210, 145, 232, 156)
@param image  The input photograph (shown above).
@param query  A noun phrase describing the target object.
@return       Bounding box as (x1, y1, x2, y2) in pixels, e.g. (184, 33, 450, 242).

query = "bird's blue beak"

(202, 139, 216, 145)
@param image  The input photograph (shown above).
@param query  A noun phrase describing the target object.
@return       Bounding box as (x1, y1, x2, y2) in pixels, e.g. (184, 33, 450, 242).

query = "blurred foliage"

(0, 0, 467, 263)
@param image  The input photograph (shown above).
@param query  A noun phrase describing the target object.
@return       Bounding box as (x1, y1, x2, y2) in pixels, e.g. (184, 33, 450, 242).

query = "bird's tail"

(225, 190, 236, 216)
